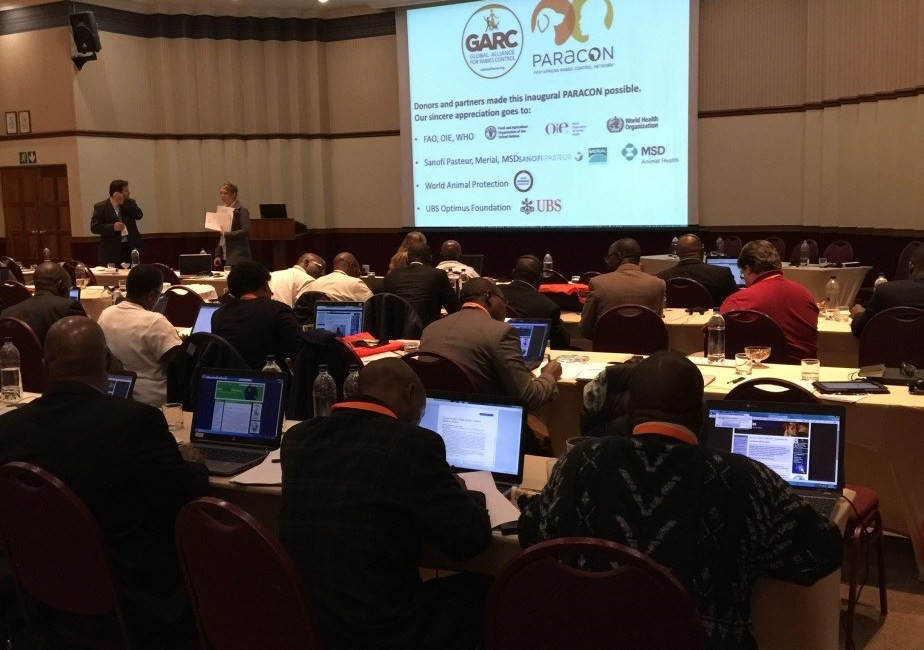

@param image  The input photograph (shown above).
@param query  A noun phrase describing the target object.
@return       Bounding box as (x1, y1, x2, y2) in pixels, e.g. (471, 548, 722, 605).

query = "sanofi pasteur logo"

(530, 0, 613, 45)
(462, 5, 524, 79)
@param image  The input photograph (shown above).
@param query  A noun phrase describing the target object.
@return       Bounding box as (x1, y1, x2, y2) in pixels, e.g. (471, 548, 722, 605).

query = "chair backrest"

(0, 462, 132, 643)
(153, 262, 182, 285)
(858, 306, 924, 367)
(403, 351, 477, 393)
(789, 239, 819, 265)
(894, 241, 922, 281)
(363, 293, 424, 340)
(0, 257, 25, 284)
(664, 277, 713, 309)
(0, 281, 31, 309)
(725, 377, 819, 403)
(61, 260, 96, 287)
(592, 305, 668, 354)
(539, 269, 569, 285)
(0, 317, 46, 392)
(175, 498, 321, 650)
(287, 330, 363, 419)
(166, 332, 251, 410)
(719, 309, 789, 364)
(292, 291, 330, 327)
(765, 237, 787, 261)
(722, 235, 742, 258)
(485, 537, 705, 650)
(578, 271, 600, 285)
(162, 285, 205, 327)
(822, 240, 854, 264)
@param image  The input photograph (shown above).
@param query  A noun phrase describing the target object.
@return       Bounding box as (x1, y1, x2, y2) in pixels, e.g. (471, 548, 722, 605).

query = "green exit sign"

(18, 151, 36, 164)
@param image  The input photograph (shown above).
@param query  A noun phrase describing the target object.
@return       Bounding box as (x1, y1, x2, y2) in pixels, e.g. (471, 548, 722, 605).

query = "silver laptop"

(504, 318, 552, 369)
(189, 368, 288, 476)
(707, 257, 746, 287)
(703, 400, 846, 518)
(191, 303, 221, 334)
(314, 301, 364, 337)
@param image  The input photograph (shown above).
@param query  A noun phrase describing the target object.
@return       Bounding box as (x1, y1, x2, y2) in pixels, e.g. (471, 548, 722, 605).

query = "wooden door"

(1, 165, 71, 264)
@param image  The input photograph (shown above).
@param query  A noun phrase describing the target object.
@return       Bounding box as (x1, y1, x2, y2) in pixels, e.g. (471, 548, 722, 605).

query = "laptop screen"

(190, 369, 288, 448)
(258, 203, 288, 219)
(504, 318, 552, 361)
(703, 400, 845, 491)
(419, 392, 526, 484)
(179, 254, 212, 276)
(706, 258, 746, 286)
(106, 372, 136, 399)
(314, 301, 364, 337)
(68, 287, 81, 301)
(191, 303, 221, 334)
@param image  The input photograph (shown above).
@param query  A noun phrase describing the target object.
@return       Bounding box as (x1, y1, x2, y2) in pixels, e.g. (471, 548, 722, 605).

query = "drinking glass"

(744, 346, 771, 369)
(161, 403, 185, 432)
(801, 358, 821, 382)
(734, 353, 752, 376)
(818, 257, 828, 267)
(835, 305, 851, 322)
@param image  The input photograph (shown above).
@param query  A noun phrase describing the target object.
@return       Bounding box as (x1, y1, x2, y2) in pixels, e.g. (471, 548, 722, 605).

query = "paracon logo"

(463, 5, 523, 79)
(530, 0, 613, 45)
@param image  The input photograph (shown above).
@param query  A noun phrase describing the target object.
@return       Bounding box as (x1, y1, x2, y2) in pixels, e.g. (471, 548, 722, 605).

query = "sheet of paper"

(458, 470, 519, 527)
(702, 374, 716, 386)
(205, 206, 233, 232)
(575, 363, 607, 380)
(230, 449, 282, 485)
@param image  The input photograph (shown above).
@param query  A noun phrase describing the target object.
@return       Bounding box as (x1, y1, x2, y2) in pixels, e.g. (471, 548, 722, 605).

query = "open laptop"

(419, 392, 527, 491)
(258, 203, 288, 219)
(189, 369, 288, 476)
(68, 287, 81, 301)
(504, 318, 552, 369)
(314, 301, 364, 337)
(179, 253, 212, 276)
(703, 400, 846, 518)
(706, 257, 746, 287)
(106, 371, 136, 399)
(191, 303, 221, 334)
(461, 254, 484, 274)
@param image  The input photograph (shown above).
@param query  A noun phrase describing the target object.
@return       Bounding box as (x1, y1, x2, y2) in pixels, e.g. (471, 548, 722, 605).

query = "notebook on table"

(106, 371, 136, 399)
(191, 303, 221, 334)
(189, 369, 288, 476)
(703, 400, 846, 518)
(419, 392, 527, 491)
(706, 257, 746, 287)
(314, 301, 364, 337)
(504, 318, 552, 369)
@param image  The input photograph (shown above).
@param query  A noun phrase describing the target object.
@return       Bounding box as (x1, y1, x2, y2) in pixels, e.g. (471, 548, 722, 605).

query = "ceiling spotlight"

(318, 0, 329, 3)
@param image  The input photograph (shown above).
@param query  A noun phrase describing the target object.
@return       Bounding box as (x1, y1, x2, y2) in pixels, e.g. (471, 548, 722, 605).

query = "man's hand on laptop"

(178, 443, 204, 464)
(541, 358, 563, 381)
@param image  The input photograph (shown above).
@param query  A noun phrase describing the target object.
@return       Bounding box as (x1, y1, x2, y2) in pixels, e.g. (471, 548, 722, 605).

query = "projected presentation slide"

(406, 0, 691, 228)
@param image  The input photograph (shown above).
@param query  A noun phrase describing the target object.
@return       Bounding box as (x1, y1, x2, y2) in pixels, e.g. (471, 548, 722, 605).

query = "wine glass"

(744, 346, 771, 369)
(120, 262, 131, 270)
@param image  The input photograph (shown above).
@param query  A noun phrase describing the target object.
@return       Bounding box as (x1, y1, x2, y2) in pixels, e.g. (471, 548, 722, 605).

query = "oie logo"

(462, 5, 523, 79)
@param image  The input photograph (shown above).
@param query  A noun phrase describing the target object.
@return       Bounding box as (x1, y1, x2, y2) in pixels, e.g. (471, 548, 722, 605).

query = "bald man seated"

(0, 261, 86, 343)
(268, 252, 326, 307)
(500, 254, 571, 349)
(280, 358, 492, 650)
(657, 234, 738, 307)
(0, 316, 208, 645)
(436, 239, 480, 278)
(308, 252, 374, 303)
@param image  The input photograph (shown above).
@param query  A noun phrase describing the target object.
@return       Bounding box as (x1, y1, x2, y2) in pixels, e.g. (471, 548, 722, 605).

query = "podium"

(250, 218, 295, 270)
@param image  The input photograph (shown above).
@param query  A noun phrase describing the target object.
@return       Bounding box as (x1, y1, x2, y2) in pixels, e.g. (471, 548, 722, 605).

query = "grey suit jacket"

(579, 263, 665, 338)
(419, 306, 558, 411)
(215, 203, 252, 266)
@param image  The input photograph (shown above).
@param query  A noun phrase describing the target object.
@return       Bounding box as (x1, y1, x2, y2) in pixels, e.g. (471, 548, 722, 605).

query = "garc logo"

(462, 5, 523, 79)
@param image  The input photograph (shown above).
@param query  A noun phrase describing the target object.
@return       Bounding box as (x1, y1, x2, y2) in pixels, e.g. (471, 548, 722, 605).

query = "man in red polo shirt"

(719, 239, 819, 362)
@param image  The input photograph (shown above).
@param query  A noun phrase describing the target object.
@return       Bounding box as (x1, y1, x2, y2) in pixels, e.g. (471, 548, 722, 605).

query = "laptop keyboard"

(199, 447, 263, 463)
(801, 494, 838, 519)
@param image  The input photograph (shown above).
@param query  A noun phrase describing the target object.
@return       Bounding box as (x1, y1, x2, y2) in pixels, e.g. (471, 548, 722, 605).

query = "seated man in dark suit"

(0, 316, 208, 645)
(384, 242, 460, 326)
(1, 262, 86, 342)
(280, 358, 492, 650)
(851, 246, 924, 337)
(657, 233, 738, 307)
(212, 261, 301, 369)
(500, 254, 570, 349)
(519, 351, 843, 650)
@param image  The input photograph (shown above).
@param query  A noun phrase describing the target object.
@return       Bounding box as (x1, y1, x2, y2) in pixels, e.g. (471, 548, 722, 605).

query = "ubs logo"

(462, 5, 523, 79)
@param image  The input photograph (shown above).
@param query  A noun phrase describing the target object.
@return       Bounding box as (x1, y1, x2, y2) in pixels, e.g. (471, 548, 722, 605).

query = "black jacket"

(90, 197, 143, 265)
(383, 263, 460, 326)
(0, 290, 87, 343)
(212, 297, 301, 370)
(657, 258, 739, 307)
(500, 279, 571, 349)
(851, 278, 924, 337)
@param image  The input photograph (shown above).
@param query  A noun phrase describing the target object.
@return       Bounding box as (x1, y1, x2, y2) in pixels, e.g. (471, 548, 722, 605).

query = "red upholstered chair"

(765, 237, 787, 261)
(0, 462, 134, 648)
(593, 305, 668, 354)
(153, 262, 181, 285)
(0, 281, 31, 309)
(484, 537, 705, 650)
(665, 277, 713, 309)
(0, 317, 46, 392)
(894, 240, 922, 280)
(725, 377, 817, 403)
(722, 235, 742, 258)
(539, 270, 570, 285)
(403, 351, 477, 393)
(822, 240, 854, 264)
(718, 309, 789, 364)
(789, 239, 819, 265)
(858, 307, 924, 368)
(0, 256, 25, 284)
(162, 284, 205, 328)
(175, 498, 321, 650)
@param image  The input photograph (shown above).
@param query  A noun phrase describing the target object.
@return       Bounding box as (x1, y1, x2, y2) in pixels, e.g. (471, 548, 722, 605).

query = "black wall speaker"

(70, 12, 102, 54)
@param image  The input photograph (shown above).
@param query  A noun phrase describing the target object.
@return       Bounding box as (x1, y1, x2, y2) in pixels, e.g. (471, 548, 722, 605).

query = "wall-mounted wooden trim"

(0, 129, 400, 143)
(700, 86, 924, 119)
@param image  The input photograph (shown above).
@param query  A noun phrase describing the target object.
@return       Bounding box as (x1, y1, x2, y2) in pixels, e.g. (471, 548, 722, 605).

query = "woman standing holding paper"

(213, 182, 251, 268)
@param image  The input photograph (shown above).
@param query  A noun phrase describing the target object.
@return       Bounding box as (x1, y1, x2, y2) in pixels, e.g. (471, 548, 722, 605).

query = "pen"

(728, 377, 746, 385)
(272, 459, 281, 463)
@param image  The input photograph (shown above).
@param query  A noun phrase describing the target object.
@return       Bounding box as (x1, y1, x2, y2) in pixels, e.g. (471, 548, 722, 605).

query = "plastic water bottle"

(543, 252, 553, 271)
(715, 237, 725, 257)
(312, 364, 337, 417)
(706, 313, 726, 363)
(200, 248, 207, 255)
(342, 366, 360, 401)
(668, 236, 679, 257)
(262, 355, 283, 373)
(800, 240, 810, 266)
(1, 338, 22, 403)
(130, 248, 140, 267)
(824, 275, 840, 317)
(42, 248, 52, 261)
(874, 273, 888, 291)
(111, 286, 123, 305)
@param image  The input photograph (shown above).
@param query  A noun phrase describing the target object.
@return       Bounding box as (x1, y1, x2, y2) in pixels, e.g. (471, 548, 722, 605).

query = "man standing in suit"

(0, 262, 86, 343)
(89, 179, 143, 266)
(579, 238, 665, 339)
(384, 242, 459, 326)
(0, 316, 207, 645)
(851, 245, 924, 337)
(420, 278, 561, 411)
(500, 254, 570, 349)
(657, 234, 738, 307)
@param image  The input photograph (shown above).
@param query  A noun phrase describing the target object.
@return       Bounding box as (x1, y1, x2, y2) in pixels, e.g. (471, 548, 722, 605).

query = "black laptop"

(706, 257, 746, 287)
(703, 400, 846, 518)
(504, 318, 552, 368)
(258, 203, 288, 219)
(179, 254, 212, 276)
(189, 369, 288, 476)
(106, 371, 137, 399)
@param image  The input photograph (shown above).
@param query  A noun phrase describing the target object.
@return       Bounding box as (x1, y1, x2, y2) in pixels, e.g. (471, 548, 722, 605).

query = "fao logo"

(463, 5, 523, 79)
(485, 126, 497, 140)
(607, 116, 624, 133)
(621, 144, 638, 161)
(545, 122, 568, 135)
